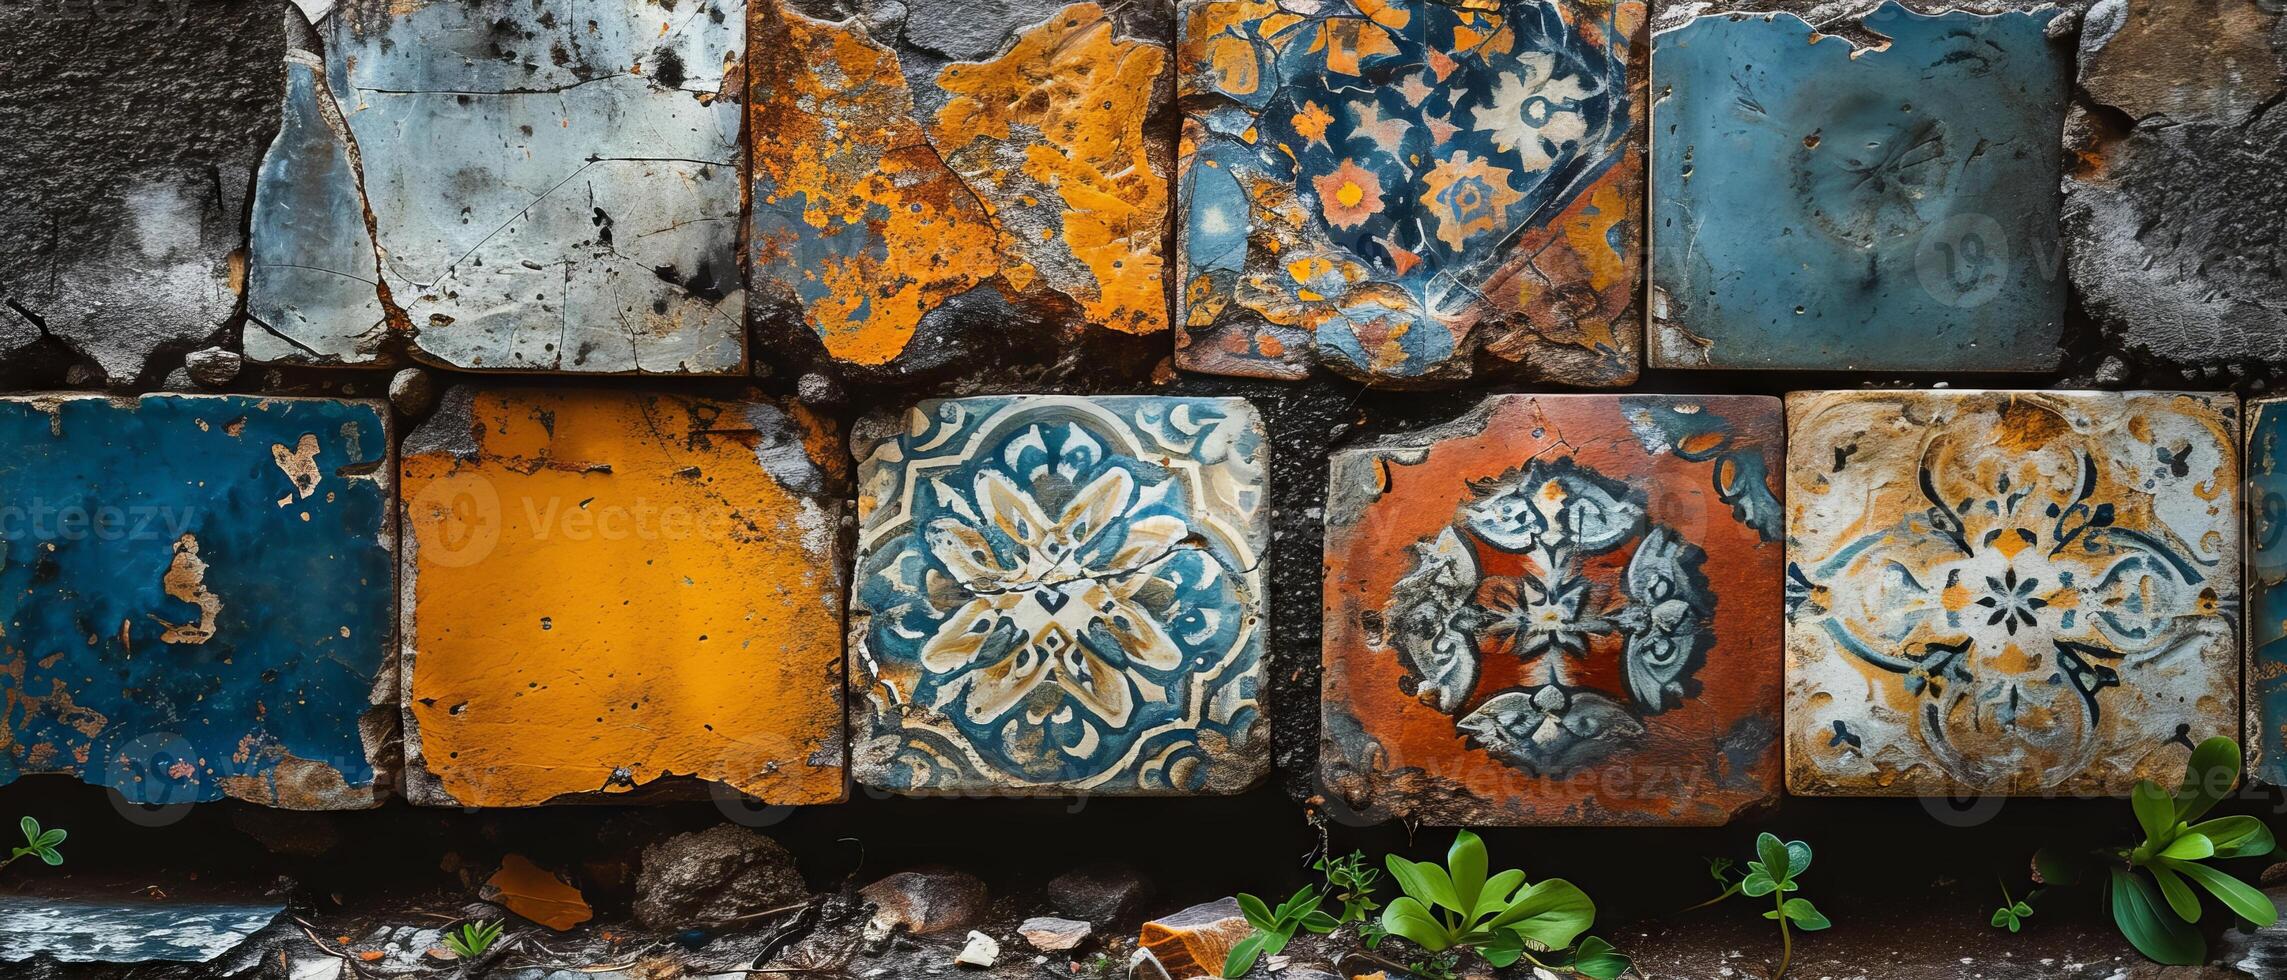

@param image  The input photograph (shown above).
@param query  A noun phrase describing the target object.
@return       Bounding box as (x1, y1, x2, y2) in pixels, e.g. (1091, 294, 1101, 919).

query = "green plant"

(1376, 830, 1629, 979)
(1223, 886, 1338, 978)
(2, 817, 64, 873)
(1700, 833, 1828, 979)
(2029, 737, 2277, 965)
(443, 919, 504, 959)
(1315, 850, 1381, 926)
(1990, 881, 2034, 933)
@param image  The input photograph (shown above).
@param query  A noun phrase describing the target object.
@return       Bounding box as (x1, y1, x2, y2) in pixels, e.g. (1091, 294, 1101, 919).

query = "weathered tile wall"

(848, 396, 1269, 795)
(398, 388, 846, 806)
(1322, 394, 1783, 824)
(1176, 0, 1644, 386)
(2, 0, 2282, 816)
(1785, 390, 2239, 796)
(0, 394, 395, 808)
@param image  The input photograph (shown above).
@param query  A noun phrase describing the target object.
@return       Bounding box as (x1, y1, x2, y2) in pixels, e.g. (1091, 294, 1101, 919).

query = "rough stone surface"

(1786, 390, 2240, 796)
(1017, 916, 1092, 951)
(0, 393, 395, 808)
(1176, 0, 1645, 387)
(1322, 394, 1785, 825)
(0, 1, 281, 387)
(184, 348, 243, 389)
(2251, 397, 2287, 784)
(955, 930, 1000, 967)
(1649, 4, 2070, 371)
(399, 387, 846, 806)
(1047, 863, 1153, 923)
(849, 395, 1270, 795)
(1136, 898, 1249, 978)
(2066, 0, 2287, 369)
(633, 826, 809, 930)
(386, 368, 435, 418)
(747, 0, 1174, 384)
(859, 869, 989, 939)
(247, 0, 747, 373)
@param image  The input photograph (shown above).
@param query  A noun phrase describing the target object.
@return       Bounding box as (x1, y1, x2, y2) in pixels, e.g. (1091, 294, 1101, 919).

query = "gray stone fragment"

(858, 869, 988, 940)
(388, 368, 437, 417)
(1047, 864, 1151, 924)
(0, 1, 281, 386)
(1016, 916, 1091, 952)
(633, 825, 809, 931)
(185, 347, 243, 388)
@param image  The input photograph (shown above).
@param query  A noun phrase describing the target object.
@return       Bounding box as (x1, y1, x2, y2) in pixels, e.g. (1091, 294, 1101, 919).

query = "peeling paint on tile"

(747, 0, 1173, 380)
(0, 394, 395, 808)
(1175, 0, 1645, 387)
(2066, 0, 2287, 368)
(247, 0, 747, 374)
(1785, 390, 2239, 796)
(1322, 394, 1783, 825)
(1648, 3, 2069, 371)
(849, 395, 1268, 794)
(2249, 397, 2287, 784)
(399, 388, 846, 806)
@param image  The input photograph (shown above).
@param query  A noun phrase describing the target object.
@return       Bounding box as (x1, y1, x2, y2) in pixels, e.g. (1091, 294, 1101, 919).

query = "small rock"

(2094, 355, 2131, 386)
(1017, 916, 1091, 952)
(389, 367, 437, 416)
(859, 868, 988, 940)
(160, 368, 200, 392)
(633, 825, 808, 931)
(796, 372, 843, 406)
(1049, 863, 1152, 923)
(955, 930, 999, 968)
(184, 347, 242, 387)
(1137, 898, 1251, 979)
(1127, 948, 1172, 980)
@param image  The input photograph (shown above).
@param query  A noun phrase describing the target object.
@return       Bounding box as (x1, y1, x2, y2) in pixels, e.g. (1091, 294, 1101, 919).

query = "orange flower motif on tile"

(1292, 100, 1336, 148)
(1421, 151, 1522, 251)
(1312, 159, 1386, 230)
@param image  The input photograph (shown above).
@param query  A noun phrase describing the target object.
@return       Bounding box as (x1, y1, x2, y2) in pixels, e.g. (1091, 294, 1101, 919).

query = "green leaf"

(1478, 928, 1524, 968)
(17, 817, 36, 845)
(2013, 902, 2034, 917)
(1740, 869, 1779, 898)
(1236, 893, 1272, 929)
(1707, 857, 1736, 883)
(1447, 831, 1488, 915)
(2189, 816, 2275, 858)
(35, 847, 60, 867)
(1990, 908, 2012, 929)
(1470, 869, 1527, 924)
(33, 829, 63, 849)
(2159, 833, 2215, 862)
(1781, 898, 1830, 931)
(1299, 910, 1339, 934)
(2109, 867, 2204, 965)
(2147, 863, 2202, 924)
(2132, 781, 2176, 845)
(1484, 878, 1594, 952)
(1222, 932, 1266, 979)
(2176, 737, 2240, 823)
(1784, 840, 1813, 880)
(1387, 856, 1459, 913)
(1570, 936, 1631, 980)
(2172, 860, 2280, 927)
(1380, 896, 1452, 952)
(1755, 833, 1791, 883)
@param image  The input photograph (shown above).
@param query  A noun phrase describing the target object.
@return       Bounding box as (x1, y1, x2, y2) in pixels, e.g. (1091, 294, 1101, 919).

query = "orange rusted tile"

(1786, 390, 2240, 797)
(1321, 394, 1784, 825)
(399, 388, 846, 806)
(1175, 0, 1645, 387)
(0, 394, 395, 809)
(747, 0, 1172, 381)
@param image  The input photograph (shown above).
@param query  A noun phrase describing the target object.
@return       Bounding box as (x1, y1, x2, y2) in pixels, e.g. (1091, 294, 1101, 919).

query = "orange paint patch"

(401, 388, 846, 807)
(485, 855, 593, 931)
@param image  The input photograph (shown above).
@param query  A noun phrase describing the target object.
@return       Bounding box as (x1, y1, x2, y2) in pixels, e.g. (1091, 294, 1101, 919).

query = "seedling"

(1223, 886, 1338, 978)
(1699, 833, 1829, 979)
(1376, 830, 1628, 979)
(443, 919, 504, 959)
(2, 817, 64, 873)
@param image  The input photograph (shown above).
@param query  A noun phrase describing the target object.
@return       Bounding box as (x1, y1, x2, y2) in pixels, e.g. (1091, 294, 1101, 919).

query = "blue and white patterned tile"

(850, 396, 1269, 795)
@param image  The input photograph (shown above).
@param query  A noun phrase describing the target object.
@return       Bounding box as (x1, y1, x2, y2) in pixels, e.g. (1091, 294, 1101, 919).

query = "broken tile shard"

(850, 395, 1269, 795)
(399, 387, 845, 806)
(747, 0, 1173, 381)
(1649, 3, 2068, 371)
(1786, 390, 2239, 796)
(1176, 0, 1645, 386)
(1322, 394, 1785, 825)
(0, 394, 395, 808)
(2249, 397, 2287, 784)
(247, 0, 747, 373)
(2066, 0, 2287, 369)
